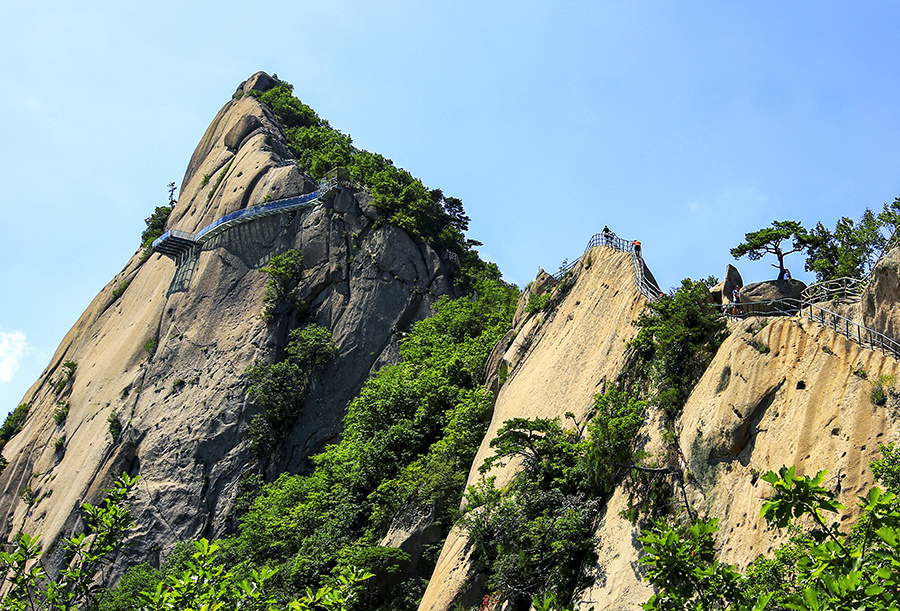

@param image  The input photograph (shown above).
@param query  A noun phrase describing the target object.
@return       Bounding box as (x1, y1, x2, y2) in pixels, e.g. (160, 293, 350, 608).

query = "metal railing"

(154, 178, 345, 256)
(195, 188, 323, 242)
(800, 277, 865, 304)
(552, 230, 660, 300)
(545, 228, 900, 359)
(719, 297, 900, 360)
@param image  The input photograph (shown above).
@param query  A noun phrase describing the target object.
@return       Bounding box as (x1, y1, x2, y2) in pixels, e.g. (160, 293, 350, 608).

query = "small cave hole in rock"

(796, 380, 806, 389)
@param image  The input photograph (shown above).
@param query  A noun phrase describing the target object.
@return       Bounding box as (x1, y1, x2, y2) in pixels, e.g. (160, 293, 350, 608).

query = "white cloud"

(0, 331, 27, 384)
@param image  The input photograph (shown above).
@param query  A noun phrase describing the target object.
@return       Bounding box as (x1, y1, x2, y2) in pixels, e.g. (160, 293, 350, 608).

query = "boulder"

(714, 264, 744, 304)
(740, 278, 806, 303)
(511, 269, 558, 329)
(234, 71, 282, 97)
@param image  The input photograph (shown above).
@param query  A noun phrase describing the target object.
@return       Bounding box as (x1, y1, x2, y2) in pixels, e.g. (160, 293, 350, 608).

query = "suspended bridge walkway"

(152, 177, 344, 259)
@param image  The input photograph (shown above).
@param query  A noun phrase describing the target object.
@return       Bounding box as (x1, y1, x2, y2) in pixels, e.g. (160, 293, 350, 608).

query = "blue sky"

(1, 1, 899, 416)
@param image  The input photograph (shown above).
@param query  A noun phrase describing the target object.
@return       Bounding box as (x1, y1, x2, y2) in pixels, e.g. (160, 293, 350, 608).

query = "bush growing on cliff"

(248, 83, 472, 261)
(218, 274, 517, 608)
(261, 248, 305, 320)
(245, 323, 336, 455)
(456, 387, 650, 608)
(0, 403, 31, 452)
(141, 204, 173, 257)
(629, 277, 726, 416)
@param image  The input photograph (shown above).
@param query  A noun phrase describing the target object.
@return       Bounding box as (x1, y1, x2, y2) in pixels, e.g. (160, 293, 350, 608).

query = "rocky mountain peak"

(0, 73, 457, 579)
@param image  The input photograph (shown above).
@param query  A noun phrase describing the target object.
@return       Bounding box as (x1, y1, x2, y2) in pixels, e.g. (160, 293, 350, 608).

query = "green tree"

(0, 474, 138, 611)
(245, 324, 336, 454)
(804, 199, 900, 281)
(731, 220, 814, 281)
(629, 278, 726, 416)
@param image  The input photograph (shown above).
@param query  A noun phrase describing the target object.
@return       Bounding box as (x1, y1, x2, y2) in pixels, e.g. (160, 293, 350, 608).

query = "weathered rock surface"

(419, 246, 651, 611)
(863, 246, 900, 339)
(0, 73, 456, 578)
(711, 264, 743, 304)
(740, 278, 807, 303)
(679, 316, 900, 567)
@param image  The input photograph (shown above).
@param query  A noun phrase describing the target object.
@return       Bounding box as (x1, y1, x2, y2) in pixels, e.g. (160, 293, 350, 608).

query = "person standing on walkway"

(603, 225, 614, 245)
(633, 240, 641, 258)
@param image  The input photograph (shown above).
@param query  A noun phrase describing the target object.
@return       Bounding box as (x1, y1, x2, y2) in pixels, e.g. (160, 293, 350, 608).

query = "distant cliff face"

(0, 72, 456, 575)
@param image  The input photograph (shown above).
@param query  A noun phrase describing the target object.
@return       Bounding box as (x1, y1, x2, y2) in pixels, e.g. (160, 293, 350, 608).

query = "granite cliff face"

(3, 72, 900, 609)
(417, 244, 900, 611)
(0, 72, 456, 574)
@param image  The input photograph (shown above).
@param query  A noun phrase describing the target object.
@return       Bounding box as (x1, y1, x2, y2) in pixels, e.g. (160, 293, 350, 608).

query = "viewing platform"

(151, 229, 199, 258)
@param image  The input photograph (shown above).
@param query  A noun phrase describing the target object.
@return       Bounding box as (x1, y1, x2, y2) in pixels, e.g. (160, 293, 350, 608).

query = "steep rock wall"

(419, 245, 649, 611)
(0, 73, 456, 577)
(420, 246, 900, 611)
(680, 316, 900, 565)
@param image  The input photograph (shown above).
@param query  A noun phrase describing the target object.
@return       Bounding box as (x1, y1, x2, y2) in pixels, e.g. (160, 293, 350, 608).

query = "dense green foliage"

(261, 249, 306, 320)
(457, 386, 649, 608)
(141, 205, 173, 251)
(804, 199, 900, 281)
(0, 474, 137, 611)
(208, 274, 517, 608)
(249, 84, 472, 262)
(246, 324, 336, 455)
(0, 403, 30, 453)
(641, 445, 900, 610)
(0, 473, 373, 611)
(629, 277, 727, 416)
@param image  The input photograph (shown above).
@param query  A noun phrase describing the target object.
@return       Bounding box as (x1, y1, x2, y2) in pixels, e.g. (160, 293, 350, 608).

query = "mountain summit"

(0, 72, 458, 576)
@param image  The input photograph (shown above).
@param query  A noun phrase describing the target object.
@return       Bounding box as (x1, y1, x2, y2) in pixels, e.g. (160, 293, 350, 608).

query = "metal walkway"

(152, 178, 343, 258)
(553, 231, 662, 301)
(554, 229, 899, 360)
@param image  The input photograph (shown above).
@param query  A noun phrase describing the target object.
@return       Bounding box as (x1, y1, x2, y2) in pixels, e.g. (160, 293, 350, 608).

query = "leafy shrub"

(245, 324, 336, 454)
(52, 360, 77, 393)
(525, 291, 552, 314)
(111, 280, 130, 301)
(752, 340, 769, 354)
(54, 435, 66, 454)
(261, 249, 305, 320)
(0, 474, 137, 610)
(141, 205, 173, 252)
(0, 403, 30, 449)
(629, 277, 726, 416)
(108, 412, 122, 440)
(143, 337, 158, 359)
(53, 403, 69, 425)
(873, 374, 894, 406)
